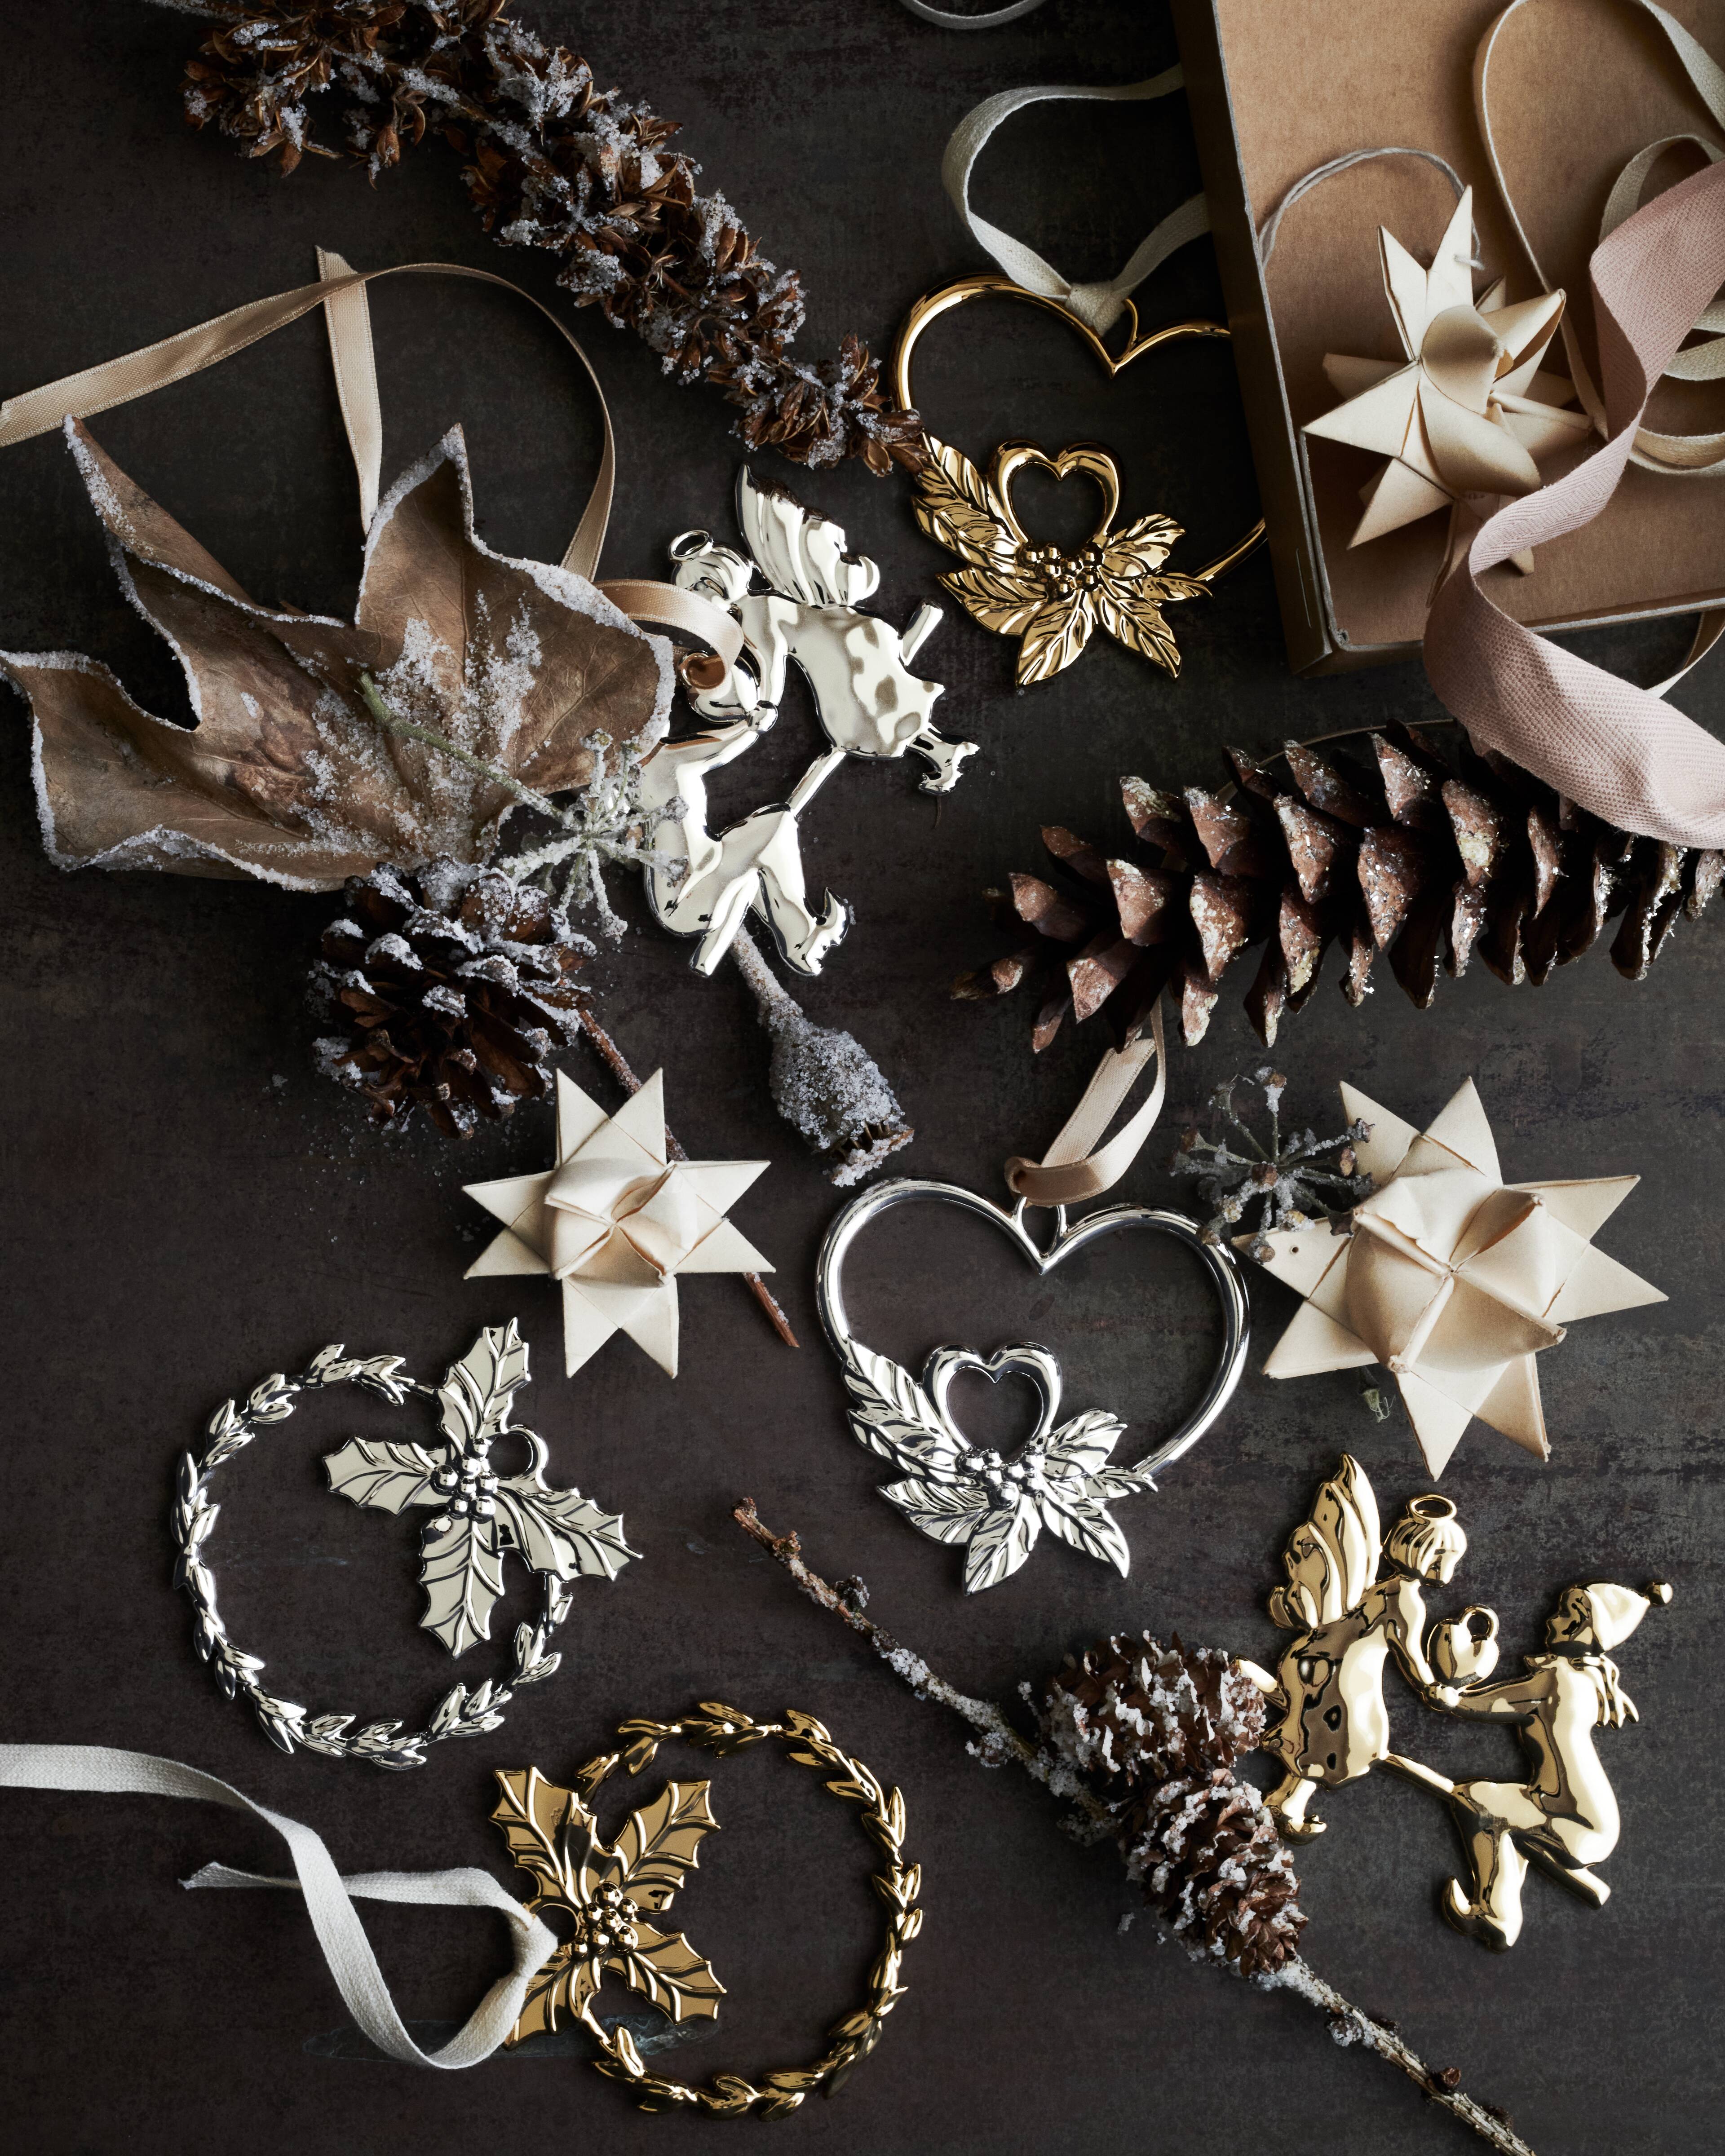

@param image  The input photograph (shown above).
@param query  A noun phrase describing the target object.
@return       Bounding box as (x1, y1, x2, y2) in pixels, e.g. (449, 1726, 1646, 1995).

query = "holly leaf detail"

(878, 1476, 991, 1546)
(838, 1336, 969, 1480)
(911, 435, 1019, 570)
(418, 1512, 507, 1653)
(1036, 1488, 1134, 1576)
(940, 561, 1044, 639)
(962, 1495, 1041, 1593)
(437, 1320, 530, 1454)
(1101, 514, 1185, 576)
(1038, 1409, 1127, 1483)
(1016, 594, 1096, 685)
(615, 1920, 726, 2023)
(513, 1940, 602, 2042)
(323, 1435, 441, 1514)
(491, 1763, 586, 1901)
(495, 1481, 637, 1582)
(596, 1780, 720, 1913)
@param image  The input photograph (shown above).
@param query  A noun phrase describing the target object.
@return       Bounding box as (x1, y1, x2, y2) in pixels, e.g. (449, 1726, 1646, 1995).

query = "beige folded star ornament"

(1240, 1078, 1663, 1477)
(464, 1070, 772, 1378)
(1302, 188, 1591, 558)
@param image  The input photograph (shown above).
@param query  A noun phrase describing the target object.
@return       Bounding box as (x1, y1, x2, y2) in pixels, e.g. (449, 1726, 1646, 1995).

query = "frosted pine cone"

(956, 723, 1724, 1050)
(312, 858, 592, 1135)
(1038, 1633, 1304, 1979)
(1121, 1769, 1305, 1979)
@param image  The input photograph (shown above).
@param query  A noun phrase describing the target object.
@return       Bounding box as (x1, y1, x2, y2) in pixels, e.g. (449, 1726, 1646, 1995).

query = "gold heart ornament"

(893, 274, 1264, 687)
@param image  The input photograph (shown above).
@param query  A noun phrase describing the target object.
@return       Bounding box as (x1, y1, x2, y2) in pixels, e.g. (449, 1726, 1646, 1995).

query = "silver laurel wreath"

(172, 1344, 573, 1771)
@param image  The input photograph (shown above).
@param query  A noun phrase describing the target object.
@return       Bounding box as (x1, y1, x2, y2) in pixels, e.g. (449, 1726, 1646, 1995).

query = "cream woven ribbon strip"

(1006, 998, 1167, 1207)
(0, 1743, 553, 2069)
(942, 71, 1209, 336)
(0, 253, 740, 663)
(1475, 0, 1725, 473)
(1424, 155, 1725, 847)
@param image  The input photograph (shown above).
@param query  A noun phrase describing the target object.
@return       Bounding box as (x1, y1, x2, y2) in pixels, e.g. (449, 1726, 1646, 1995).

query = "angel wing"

(1268, 1454, 1382, 1631)
(909, 436, 1022, 575)
(737, 466, 879, 610)
(835, 1335, 969, 1480)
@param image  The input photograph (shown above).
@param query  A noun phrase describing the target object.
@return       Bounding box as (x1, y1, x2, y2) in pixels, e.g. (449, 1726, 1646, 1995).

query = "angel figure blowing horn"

(1238, 1455, 1467, 1839)
(637, 468, 977, 976)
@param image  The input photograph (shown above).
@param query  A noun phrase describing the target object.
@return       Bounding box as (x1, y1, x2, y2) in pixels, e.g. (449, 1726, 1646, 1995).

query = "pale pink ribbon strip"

(1424, 156, 1725, 848)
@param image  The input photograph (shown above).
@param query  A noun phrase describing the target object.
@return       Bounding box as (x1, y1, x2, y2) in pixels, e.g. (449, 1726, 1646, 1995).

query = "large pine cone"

(1038, 1634, 1304, 1979)
(312, 859, 591, 1135)
(957, 723, 1724, 1051)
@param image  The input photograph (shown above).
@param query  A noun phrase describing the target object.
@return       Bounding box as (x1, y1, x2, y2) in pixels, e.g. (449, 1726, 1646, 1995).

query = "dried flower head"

(1170, 1067, 1372, 1259)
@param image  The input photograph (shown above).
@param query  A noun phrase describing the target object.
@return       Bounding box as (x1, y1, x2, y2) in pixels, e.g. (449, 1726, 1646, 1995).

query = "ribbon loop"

(940, 72, 1209, 339)
(1006, 999, 1167, 1207)
(0, 1743, 554, 2070)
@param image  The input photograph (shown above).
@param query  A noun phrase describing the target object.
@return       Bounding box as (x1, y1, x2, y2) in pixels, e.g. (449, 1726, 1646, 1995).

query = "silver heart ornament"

(816, 1179, 1250, 1593)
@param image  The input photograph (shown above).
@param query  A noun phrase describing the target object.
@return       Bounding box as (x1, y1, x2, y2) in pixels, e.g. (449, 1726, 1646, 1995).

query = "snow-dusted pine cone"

(1038, 1633, 1305, 1979)
(1120, 1767, 1305, 1979)
(956, 722, 1724, 1051)
(312, 858, 592, 1135)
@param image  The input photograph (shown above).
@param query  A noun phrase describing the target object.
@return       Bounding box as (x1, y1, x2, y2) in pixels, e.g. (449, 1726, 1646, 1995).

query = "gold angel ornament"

(1242, 1457, 1670, 1950)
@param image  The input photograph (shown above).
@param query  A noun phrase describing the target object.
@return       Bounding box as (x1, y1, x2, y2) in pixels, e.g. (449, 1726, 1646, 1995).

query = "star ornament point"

(1301, 187, 1592, 553)
(464, 1071, 772, 1379)
(1242, 1078, 1664, 1477)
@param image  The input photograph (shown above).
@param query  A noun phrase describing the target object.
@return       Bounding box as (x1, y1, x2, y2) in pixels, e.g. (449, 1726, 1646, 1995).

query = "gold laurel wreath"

(512, 1702, 920, 2118)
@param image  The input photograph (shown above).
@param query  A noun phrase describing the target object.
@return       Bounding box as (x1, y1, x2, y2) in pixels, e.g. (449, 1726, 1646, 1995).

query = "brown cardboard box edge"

(1169, 0, 1720, 677)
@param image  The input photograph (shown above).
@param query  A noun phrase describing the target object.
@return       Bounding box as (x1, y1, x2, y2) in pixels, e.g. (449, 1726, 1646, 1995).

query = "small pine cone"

(1121, 1769, 1306, 1979)
(311, 858, 592, 1136)
(1038, 1633, 1268, 1808)
(957, 724, 1725, 1052)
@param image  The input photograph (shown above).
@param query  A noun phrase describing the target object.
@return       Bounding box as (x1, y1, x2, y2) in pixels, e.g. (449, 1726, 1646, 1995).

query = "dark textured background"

(1, 4, 1719, 2152)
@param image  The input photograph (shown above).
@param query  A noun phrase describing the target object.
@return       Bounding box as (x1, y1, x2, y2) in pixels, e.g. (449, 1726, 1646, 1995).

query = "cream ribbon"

(546, 1159, 704, 1283)
(1475, 0, 1725, 473)
(941, 72, 1210, 337)
(0, 253, 741, 666)
(1005, 998, 1167, 1208)
(0, 1744, 553, 2069)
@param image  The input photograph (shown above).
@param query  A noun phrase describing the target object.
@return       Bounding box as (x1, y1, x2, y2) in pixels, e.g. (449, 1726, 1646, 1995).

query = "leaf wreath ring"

(816, 1178, 1250, 1592)
(892, 273, 1265, 685)
(173, 1323, 635, 1770)
(493, 1702, 920, 2116)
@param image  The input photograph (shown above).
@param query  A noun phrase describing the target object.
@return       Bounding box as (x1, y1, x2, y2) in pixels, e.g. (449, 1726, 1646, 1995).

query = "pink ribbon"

(1424, 157, 1725, 848)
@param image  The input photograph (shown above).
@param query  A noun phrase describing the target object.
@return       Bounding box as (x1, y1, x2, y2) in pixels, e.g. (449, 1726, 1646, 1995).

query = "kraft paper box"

(1169, 0, 1725, 674)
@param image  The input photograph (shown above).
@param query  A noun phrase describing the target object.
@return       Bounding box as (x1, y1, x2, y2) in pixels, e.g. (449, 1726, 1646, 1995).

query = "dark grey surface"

(0, 4, 1718, 2152)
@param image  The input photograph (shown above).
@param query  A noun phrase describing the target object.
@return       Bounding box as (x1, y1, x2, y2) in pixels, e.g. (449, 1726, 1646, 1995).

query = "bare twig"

(731, 1500, 1539, 2156)
(575, 1011, 798, 1349)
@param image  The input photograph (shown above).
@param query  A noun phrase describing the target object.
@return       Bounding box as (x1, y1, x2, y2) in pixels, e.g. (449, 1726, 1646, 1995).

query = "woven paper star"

(1243, 1078, 1664, 1476)
(464, 1071, 771, 1378)
(1303, 188, 1590, 552)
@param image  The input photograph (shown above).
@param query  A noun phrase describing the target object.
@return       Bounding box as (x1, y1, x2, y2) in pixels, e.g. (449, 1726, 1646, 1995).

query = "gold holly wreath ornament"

(893, 274, 1263, 686)
(491, 1702, 920, 2116)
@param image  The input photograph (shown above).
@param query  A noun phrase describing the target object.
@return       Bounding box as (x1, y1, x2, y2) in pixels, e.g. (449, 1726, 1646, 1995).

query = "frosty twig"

(730, 1499, 1539, 2156)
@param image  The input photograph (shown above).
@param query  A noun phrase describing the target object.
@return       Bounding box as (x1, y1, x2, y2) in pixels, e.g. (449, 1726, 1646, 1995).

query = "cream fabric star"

(464, 1071, 772, 1378)
(1303, 187, 1591, 553)
(1243, 1079, 1663, 1477)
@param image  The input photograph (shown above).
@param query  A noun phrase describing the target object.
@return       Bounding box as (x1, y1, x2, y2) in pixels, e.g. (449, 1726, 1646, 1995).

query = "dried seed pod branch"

(1170, 1065, 1373, 1257)
(955, 722, 1723, 1055)
(155, 0, 923, 473)
(731, 1499, 1539, 2156)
